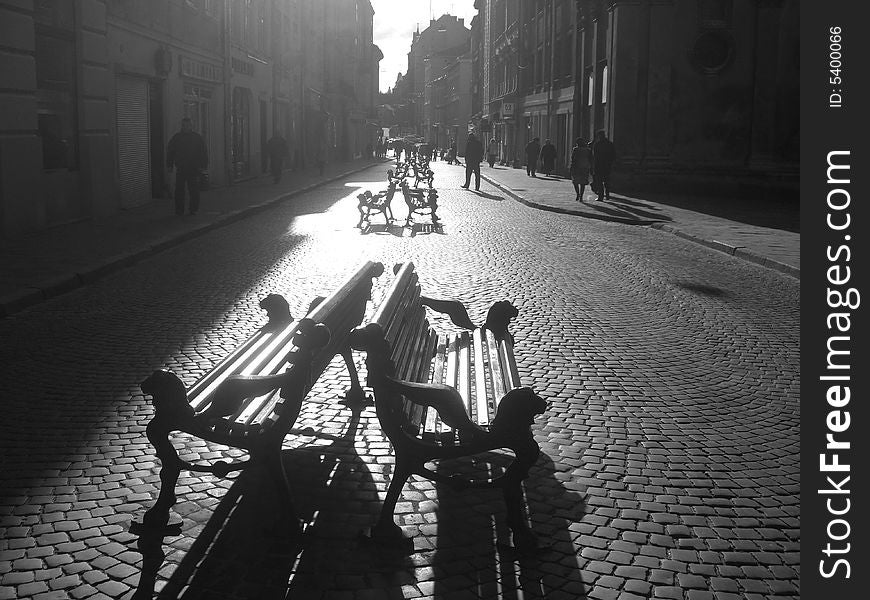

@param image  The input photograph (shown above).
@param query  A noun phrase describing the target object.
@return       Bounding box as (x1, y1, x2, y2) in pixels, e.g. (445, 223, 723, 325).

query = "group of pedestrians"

(570, 131, 615, 202)
(408, 126, 616, 202)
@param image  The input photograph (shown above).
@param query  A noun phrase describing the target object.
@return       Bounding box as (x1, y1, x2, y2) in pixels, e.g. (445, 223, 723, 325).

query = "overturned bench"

(349, 262, 548, 551)
(136, 261, 384, 533)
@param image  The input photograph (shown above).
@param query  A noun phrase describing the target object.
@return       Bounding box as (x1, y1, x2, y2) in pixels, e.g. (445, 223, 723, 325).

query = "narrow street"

(0, 160, 800, 600)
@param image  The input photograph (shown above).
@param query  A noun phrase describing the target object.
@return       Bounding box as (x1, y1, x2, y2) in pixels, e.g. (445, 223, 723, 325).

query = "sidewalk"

(476, 163, 799, 279)
(0, 159, 385, 317)
(0, 158, 799, 317)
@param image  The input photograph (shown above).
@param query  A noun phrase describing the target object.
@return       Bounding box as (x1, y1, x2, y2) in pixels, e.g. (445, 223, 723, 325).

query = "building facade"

(404, 15, 470, 136)
(0, 0, 115, 235)
(469, 0, 799, 187)
(577, 0, 799, 188)
(0, 0, 380, 238)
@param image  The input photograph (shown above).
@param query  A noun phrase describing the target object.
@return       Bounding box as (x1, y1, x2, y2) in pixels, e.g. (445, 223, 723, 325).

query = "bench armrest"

(420, 296, 475, 330)
(381, 376, 487, 442)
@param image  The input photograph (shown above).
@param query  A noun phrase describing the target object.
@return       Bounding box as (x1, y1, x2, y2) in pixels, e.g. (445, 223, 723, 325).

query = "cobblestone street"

(0, 160, 800, 600)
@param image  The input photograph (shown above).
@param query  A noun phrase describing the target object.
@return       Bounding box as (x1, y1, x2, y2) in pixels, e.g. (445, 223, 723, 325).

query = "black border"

(801, 2, 868, 598)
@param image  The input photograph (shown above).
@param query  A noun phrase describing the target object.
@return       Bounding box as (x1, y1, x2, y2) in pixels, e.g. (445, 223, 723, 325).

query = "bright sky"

(371, 0, 477, 93)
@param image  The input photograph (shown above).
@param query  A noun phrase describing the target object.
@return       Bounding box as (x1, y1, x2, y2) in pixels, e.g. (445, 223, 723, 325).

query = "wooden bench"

(349, 262, 548, 551)
(136, 261, 384, 533)
(399, 179, 440, 227)
(356, 171, 398, 228)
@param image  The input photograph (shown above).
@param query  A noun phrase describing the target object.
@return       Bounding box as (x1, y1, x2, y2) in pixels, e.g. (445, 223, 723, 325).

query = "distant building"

(404, 15, 471, 136)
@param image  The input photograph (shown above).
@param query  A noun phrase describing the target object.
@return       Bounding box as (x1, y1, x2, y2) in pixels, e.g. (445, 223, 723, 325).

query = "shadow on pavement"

(602, 197, 674, 222)
(361, 223, 406, 236)
(136, 403, 393, 599)
(431, 451, 588, 598)
(638, 191, 799, 232)
(673, 280, 730, 298)
(473, 191, 505, 201)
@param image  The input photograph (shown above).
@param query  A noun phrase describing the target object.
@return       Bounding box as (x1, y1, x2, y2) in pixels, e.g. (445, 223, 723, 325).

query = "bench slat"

(392, 305, 426, 381)
(397, 308, 429, 426)
(472, 328, 491, 427)
(439, 333, 459, 443)
(456, 331, 473, 441)
(499, 338, 521, 391)
(407, 329, 438, 432)
(485, 330, 508, 414)
(188, 322, 299, 411)
(423, 334, 448, 440)
(385, 282, 421, 355)
(373, 263, 417, 331)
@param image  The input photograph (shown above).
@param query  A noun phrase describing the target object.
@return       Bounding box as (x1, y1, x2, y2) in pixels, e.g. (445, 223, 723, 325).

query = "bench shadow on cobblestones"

(141, 403, 383, 599)
(131, 410, 587, 598)
(430, 452, 589, 598)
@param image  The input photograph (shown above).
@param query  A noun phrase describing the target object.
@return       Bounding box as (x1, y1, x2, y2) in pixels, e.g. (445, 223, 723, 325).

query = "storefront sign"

(180, 56, 222, 83)
(503, 102, 515, 117)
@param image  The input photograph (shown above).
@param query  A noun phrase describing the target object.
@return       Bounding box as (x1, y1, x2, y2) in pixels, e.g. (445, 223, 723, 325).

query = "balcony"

(492, 20, 519, 58)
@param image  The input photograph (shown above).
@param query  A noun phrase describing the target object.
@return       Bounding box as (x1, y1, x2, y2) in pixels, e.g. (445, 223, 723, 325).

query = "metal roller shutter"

(116, 77, 151, 208)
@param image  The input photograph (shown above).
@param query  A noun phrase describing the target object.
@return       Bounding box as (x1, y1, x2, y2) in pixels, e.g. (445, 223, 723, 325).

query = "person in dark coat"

(590, 130, 616, 200)
(524, 137, 541, 177)
(266, 132, 288, 184)
(166, 117, 208, 215)
(461, 133, 484, 190)
(569, 137, 592, 201)
(539, 138, 557, 176)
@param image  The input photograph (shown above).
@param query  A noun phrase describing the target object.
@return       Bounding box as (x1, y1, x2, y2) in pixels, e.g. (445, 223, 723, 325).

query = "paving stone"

(0, 162, 801, 600)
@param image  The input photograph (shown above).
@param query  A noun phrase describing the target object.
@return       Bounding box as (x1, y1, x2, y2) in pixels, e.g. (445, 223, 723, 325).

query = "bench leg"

(340, 348, 370, 406)
(371, 460, 412, 541)
(503, 439, 541, 552)
(142, 419, 182, 528)
(259, 442, 304, 536)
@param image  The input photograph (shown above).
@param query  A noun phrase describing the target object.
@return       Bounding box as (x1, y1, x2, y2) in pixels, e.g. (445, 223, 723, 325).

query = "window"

(35, 24, 78, 171)
(601, 65, 608, 103)
(586, 71, 594, 106)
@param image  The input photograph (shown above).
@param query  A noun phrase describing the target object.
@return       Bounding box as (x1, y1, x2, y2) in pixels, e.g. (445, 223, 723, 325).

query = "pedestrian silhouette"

(166, 117, 208, 215)
(540, 138, 557, 176)
(266, 131, 288, 184)
(487, 137, 498, 167)
(591, 130, 616, 201)
(524, 137, 541, 177)
(461, 133, 484, 190)
(570, 137, 592, 201)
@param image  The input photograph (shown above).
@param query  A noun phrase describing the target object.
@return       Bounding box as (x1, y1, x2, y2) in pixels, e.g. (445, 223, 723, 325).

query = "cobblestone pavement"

(0, 161, 800, 599)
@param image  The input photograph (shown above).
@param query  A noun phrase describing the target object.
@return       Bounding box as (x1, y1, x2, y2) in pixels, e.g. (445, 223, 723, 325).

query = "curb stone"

(479, 174, 799, 280)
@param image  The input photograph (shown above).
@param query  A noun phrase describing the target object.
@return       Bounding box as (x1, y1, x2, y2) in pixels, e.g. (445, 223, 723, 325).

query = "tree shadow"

(430, 451, 588, 598)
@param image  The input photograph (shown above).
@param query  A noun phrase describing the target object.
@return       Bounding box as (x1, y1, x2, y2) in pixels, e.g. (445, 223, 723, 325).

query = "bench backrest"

(186, 260, 384, 438)
(352, 263, 524, 441)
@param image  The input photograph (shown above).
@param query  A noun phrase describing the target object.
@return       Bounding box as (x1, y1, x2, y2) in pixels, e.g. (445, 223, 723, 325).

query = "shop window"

(35, 26, 78, 171)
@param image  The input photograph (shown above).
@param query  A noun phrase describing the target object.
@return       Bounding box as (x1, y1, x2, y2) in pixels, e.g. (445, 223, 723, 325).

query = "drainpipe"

(223, 0, 233, 185)
(547, 0, 556, 140)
